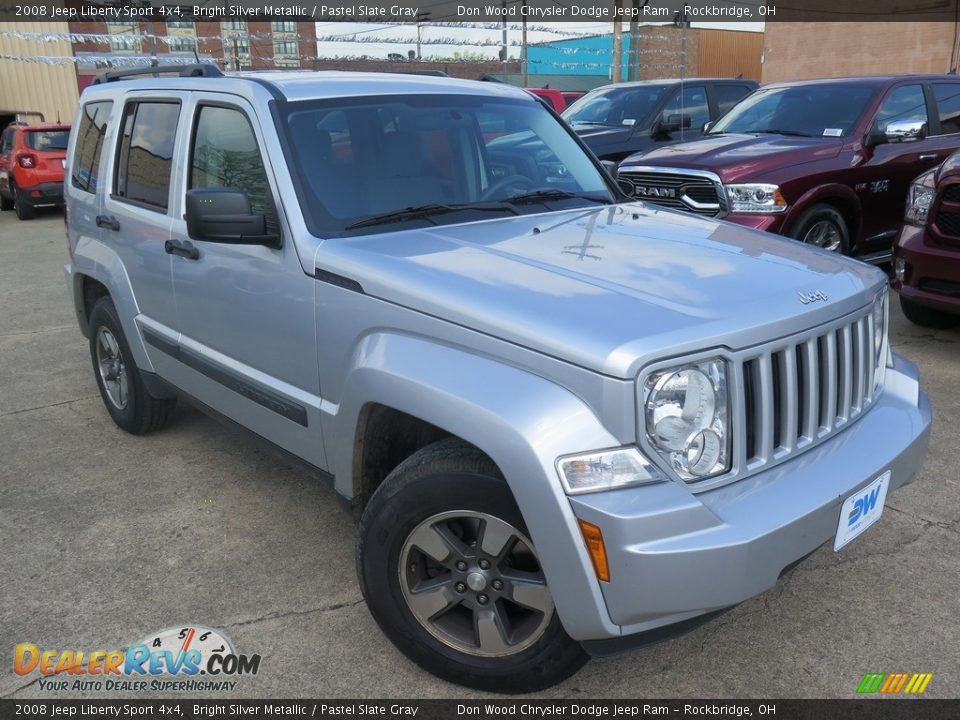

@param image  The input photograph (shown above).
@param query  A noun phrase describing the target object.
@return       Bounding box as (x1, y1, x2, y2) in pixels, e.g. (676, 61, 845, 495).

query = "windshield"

(26, 129, 70, 151)
(282, 94, 614, 237)
(562, 85, 669, 127)
(710, 85, 876, 138)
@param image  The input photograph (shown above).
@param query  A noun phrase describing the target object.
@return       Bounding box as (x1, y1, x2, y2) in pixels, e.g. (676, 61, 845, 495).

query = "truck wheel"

(790, 204, 848, 254)
(899, 295, 959, 329)
(12, 183, 35, 220)
(357, 438, 588, 692)
(88, 297, 177, 434)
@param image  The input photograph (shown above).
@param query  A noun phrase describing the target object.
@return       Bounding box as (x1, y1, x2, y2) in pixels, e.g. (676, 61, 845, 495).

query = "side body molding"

(327, 332, 623, 640)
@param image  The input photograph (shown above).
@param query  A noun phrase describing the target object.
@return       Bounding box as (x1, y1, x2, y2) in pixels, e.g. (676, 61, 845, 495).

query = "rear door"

(162, 94, 324, 468)
(101, 94, 183, 372)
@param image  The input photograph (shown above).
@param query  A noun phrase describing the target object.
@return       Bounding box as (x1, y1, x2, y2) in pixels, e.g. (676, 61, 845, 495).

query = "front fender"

(329, 332, 623, 641)
(784, 182, 862, 237)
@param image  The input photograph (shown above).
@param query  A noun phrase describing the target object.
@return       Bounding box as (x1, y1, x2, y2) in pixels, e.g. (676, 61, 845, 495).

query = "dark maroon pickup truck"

(616, 75, 960, 261)
(892, 150, 960, 327)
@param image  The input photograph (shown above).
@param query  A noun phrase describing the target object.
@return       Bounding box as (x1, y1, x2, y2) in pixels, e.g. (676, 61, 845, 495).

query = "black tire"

(357, 438, 588, 693)
(13, 183, 35, 220)
(789, 203, 849, 254)
(0, 190, 12, 211)
(899, 295, 960, 329)
(88, 297, 176, 434)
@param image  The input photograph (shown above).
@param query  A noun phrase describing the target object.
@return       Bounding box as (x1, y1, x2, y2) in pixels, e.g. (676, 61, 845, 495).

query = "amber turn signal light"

(578, 519, 610, 582)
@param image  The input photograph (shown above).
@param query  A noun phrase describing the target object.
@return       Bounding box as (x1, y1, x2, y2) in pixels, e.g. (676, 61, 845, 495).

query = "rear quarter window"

(72, 102, 112, 193)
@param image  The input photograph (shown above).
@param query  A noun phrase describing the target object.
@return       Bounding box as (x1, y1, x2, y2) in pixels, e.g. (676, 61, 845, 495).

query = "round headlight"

(644, 360, 730, 481)
(648, 368, 716, 452)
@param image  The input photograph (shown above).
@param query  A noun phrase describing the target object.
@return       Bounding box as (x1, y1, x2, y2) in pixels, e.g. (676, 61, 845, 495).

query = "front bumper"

(893, 222, 960, 313)
(569, 352, 930, 639)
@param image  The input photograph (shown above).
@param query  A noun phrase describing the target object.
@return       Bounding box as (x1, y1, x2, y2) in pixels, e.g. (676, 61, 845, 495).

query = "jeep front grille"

(617, 167, 725, 217)
(738, 306, 877, 472)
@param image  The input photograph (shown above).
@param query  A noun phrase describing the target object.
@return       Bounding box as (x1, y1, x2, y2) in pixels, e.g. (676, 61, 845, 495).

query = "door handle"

(96, 215, 120, 231)
(919, 153, 938, 161)
(164, 239, 200, 261)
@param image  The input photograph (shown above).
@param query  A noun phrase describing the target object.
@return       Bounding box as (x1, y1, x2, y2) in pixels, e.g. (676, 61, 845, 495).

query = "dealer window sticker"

(823, 128, 843, 136)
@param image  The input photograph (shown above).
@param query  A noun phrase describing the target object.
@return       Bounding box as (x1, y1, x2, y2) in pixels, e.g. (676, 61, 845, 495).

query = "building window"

(272, 21, 296, 34)
(223, 20, 247, 32)
(273, 40, 299, 67)
(107, 22, 138, 54)
(165, 21, 194, 29)
(168, 36, 197, 53)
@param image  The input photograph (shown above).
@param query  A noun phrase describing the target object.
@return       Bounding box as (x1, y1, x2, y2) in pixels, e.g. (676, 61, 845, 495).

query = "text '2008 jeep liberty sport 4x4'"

(65, 66, 931, 692)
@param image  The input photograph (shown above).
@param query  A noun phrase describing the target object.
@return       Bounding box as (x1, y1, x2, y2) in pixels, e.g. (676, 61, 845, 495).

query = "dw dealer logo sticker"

(13, 625, 261, 693)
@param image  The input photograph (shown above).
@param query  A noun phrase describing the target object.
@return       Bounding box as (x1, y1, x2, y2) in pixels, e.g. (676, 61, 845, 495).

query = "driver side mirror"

(185, 188, 280, 249)
(866, 119, 927, 147)
(651, 113, 692, 138)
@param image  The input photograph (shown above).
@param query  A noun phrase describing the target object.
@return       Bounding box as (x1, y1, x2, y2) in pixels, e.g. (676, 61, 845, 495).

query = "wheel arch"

(328, 331, 622, 640)
(786, 184, 862, 246)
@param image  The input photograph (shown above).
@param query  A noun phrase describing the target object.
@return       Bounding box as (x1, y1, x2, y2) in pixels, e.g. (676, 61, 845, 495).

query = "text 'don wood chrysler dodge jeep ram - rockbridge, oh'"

(64, 66, 931, 693)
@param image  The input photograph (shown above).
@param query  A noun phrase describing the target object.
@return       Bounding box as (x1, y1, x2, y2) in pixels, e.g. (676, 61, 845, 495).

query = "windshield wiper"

(500, 189, 612, 205)
(344, 202, 518, 231)
(751, 129, 815, 138)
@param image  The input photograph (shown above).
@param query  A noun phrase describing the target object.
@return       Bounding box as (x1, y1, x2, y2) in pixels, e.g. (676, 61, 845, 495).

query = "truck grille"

(738, 307, 878, 472)
(618, 168, 724, 217)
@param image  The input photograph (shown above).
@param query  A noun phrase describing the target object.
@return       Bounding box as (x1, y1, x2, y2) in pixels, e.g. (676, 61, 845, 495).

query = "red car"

(892, 151, 960, 327)
(0, 122, 71, 220)
(526, 88, 584, 114)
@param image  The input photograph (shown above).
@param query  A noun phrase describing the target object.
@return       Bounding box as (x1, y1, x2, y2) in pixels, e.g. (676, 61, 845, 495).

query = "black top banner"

(3, 700, 960, 720)
(0, 0, 958, 23)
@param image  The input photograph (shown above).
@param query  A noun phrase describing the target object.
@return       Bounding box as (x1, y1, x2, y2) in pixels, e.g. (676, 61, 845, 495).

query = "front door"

(163, 95, 325, 469)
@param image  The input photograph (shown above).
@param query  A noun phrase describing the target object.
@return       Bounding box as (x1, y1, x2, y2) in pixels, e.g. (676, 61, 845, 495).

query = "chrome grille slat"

(738, 306, 877, 478)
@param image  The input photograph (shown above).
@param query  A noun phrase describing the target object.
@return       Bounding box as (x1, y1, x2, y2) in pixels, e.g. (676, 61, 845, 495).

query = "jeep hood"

(623, 133, 844, 182)
(314, 204, 884, 379)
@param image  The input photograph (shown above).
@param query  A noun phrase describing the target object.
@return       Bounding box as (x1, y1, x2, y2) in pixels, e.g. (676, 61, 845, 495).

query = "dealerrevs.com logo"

(14, 625, 261, 693)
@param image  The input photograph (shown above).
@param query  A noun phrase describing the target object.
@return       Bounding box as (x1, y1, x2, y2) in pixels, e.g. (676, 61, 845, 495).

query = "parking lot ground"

(1, 210, 958, 699)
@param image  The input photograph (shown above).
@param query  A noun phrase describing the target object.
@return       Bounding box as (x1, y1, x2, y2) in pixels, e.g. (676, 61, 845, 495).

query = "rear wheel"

(12, 183, 35, 220)
(899, 295, 960, 329)
(790, 204, 849, 254)
(357, 438, 587, 692)
(88, 297, 177, 434)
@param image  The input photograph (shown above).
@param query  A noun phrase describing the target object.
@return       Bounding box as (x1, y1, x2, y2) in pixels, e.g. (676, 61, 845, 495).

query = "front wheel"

(790, 204, 849, 254)
(357, 438, 587, 692)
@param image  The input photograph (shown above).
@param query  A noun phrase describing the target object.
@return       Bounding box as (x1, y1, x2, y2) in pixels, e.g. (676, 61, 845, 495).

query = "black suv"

(561, 78, 757, 161)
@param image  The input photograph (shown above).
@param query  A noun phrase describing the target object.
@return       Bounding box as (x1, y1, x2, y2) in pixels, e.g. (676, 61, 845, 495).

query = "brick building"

(762, 22, 960, 83)
(68, 20, 318, 90)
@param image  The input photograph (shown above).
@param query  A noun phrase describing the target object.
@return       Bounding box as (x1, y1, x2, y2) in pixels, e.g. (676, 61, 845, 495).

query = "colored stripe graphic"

(857, 673, 886, 693)
(858, 672, 933, 694)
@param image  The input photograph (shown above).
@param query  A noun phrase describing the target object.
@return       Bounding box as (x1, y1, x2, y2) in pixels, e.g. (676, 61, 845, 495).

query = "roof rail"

(92, 63, 223, 85)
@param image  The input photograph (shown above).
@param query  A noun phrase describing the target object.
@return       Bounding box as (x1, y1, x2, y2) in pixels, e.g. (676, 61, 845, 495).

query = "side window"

(71, 101, 112, 194)
(190, 105, 269, 214)
(661, 86, 710, 131)
(874, 85, 927, 131)
(115, 101, 180, 211)
(714, 85, 753, 117)
(932, 83, 960, 135)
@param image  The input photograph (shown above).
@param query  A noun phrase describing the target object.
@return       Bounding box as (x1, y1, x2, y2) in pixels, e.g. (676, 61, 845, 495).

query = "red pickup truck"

(526, 88, 584, 114)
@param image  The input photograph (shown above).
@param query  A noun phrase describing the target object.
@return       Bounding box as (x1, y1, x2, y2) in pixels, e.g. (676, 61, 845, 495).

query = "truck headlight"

(904, 172, 935, 225)
(644, 359, 730, 481)
(872, 290, 889, 390)
(724, 184, 787, 214)
(557, 448, 664, 495)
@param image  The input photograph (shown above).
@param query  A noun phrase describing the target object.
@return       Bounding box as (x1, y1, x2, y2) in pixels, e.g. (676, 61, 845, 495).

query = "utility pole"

(611, 1, 622, 83)
(415, 11, 431, 60)
(501, 0, 508, 80)
(522, 0, 528, 87)
(628, 0, 640, 81)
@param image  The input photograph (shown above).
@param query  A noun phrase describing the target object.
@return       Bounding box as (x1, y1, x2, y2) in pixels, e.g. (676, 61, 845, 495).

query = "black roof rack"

(92, 63, 223, 85)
